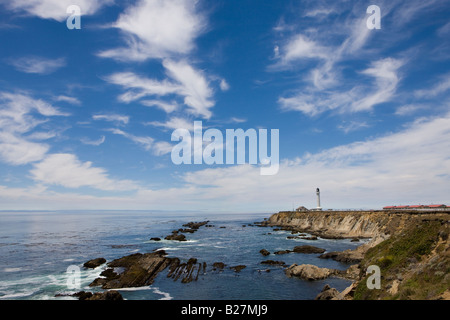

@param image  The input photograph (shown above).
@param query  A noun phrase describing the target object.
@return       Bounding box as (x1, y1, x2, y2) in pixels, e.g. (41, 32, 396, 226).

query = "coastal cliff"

(265, 210, 450, 300)
(265, 210, 427, 239)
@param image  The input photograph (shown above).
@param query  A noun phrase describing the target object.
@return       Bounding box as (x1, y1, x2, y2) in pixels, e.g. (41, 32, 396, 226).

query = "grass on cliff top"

(354, 220, 449, 300)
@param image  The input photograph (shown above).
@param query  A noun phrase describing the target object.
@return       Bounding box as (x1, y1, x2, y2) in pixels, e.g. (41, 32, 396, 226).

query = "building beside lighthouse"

(294, 188, 324, 212)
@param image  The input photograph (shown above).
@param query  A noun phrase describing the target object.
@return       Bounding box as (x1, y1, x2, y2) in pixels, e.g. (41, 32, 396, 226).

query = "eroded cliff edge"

(263, 210, 450, 300)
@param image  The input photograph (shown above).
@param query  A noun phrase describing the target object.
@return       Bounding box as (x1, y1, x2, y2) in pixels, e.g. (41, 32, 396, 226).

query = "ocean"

(0, 211, 366, 300)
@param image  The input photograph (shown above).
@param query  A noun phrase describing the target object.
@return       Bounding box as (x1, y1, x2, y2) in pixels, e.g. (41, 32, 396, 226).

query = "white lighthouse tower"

(316, 188, 322, 211)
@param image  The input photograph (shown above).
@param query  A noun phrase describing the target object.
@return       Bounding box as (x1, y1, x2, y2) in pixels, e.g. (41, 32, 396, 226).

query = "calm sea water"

(0, 211, 366, 300)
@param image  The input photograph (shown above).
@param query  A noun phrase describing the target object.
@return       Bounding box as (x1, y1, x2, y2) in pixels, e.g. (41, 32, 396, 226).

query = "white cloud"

(30, 153, 137, 190)
(163, 59, 214, 118)
(80, 135, 106, 146)
(9, 56, 66, 74)
(93, 114, 130, 125)
(351, 58, 404, 112)
(219, 79, 230, 91)
(105, 60, 214, 119)
(152, 141, 174, 156)
(2, 111, 448, 211)
(146, 116, 193, 131)
(395, 104, 428, 116)
(0, 132, 49, 165)
(279, 34, 330, 65)
(98, 0, 206, 61)
(140, 100, 178, 113)
(108, 128, 154, 151)
(54, 95, 81, 105)
(279, 58, 404, 116)
(414, 73, 450, 98)
(337, 121, 370, 133)
(0, 92, 68, 165)
(3, 0, 112, 22)
(108, 128, 172, 155)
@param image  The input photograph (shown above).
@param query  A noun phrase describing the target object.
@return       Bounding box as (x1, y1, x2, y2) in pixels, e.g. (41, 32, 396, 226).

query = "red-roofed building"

(427, 204, 446, 208)
(383, 204, 449, 211)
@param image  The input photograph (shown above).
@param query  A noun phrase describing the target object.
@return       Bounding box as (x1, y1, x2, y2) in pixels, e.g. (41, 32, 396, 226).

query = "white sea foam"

(152, 287, 172, 300)
(3, 267, 23, 273)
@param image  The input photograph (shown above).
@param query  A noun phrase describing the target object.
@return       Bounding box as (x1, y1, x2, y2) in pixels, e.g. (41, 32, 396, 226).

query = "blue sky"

(0, 0, 449, 212)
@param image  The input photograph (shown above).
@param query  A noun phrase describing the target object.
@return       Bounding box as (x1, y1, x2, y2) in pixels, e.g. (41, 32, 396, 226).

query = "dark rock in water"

(259, 249, 270, 256)
(150, 237, 161, 241)
(89, 252, 174, 289)
(182, 221, 209, 230)
(165, 232, 187, 241)
(260, 260, 286, 266)
(301, 236, 318, 240)
(285, 264, 336, 280)
(73, 291, 93, 300)
(318, 250, 363, 263)
(230, 265, 246, 272)
(212, 262, 226, 270)
(100, 268, 120, 280)
(350, 238, 360, 242)
(167, 257, 205, 283)
(83, 258, 106, 269)
(87, 290, 123, 301)
(315, 285, 340, 300)
(292, 245, 326, 254)
(57, 290, 123, 301)
(274, 250, 291, 255)
(179, 228, 196, 233)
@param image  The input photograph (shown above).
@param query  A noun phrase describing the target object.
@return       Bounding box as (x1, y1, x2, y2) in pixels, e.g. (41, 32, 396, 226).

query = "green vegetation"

(354, 220, 449, 300)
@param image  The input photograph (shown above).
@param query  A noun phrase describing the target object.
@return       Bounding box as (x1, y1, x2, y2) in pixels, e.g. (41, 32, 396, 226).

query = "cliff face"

(267, 210, 450, 300)
(267, 211, 400, 239)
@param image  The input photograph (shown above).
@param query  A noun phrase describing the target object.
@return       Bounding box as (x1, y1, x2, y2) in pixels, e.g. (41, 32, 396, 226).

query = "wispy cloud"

(140, 100, 179, 113)
(93, 114, 130, 125)
(9, 56, 66, 74)
(107, 128, 172, 156)
(105, 59, 215, 119)
(0, 92, 68, 165)
(98, 0, 206, 61)
(2, 0, 112, 22)
(146, 116, 193, 131)
(414, 73, 450, 98)
(53, 95, 81, 105)
(80, 135, 106, 146)
(337, 121, 370, 133)
(30, 153, 137, 190)
(279, 57, 404, 116)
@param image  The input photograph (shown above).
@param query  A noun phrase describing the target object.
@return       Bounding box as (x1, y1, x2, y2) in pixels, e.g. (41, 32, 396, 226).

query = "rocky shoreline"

(263, 211, 450, 300)
(72, 211, 449, 300)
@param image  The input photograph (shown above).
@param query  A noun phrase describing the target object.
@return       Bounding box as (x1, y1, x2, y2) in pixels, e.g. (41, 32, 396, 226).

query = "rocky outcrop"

(230, 265, 246, 272)
(167, 258, 206, 283)
(315, 285, 340, 300)
(164, 231, 186, 241)
(83, 258, 106, 269)
(260, 260, 286, 266)
(89, 251, 175, 289)
(259, 249, 270, 256)
(263, 211, 423, 239)
(292, 245, 326, 254)
(164, 221, 209, 241)
(57, 290, 123, 300)
(285, 264, 337, 280)
(83, 290, 123, 300)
